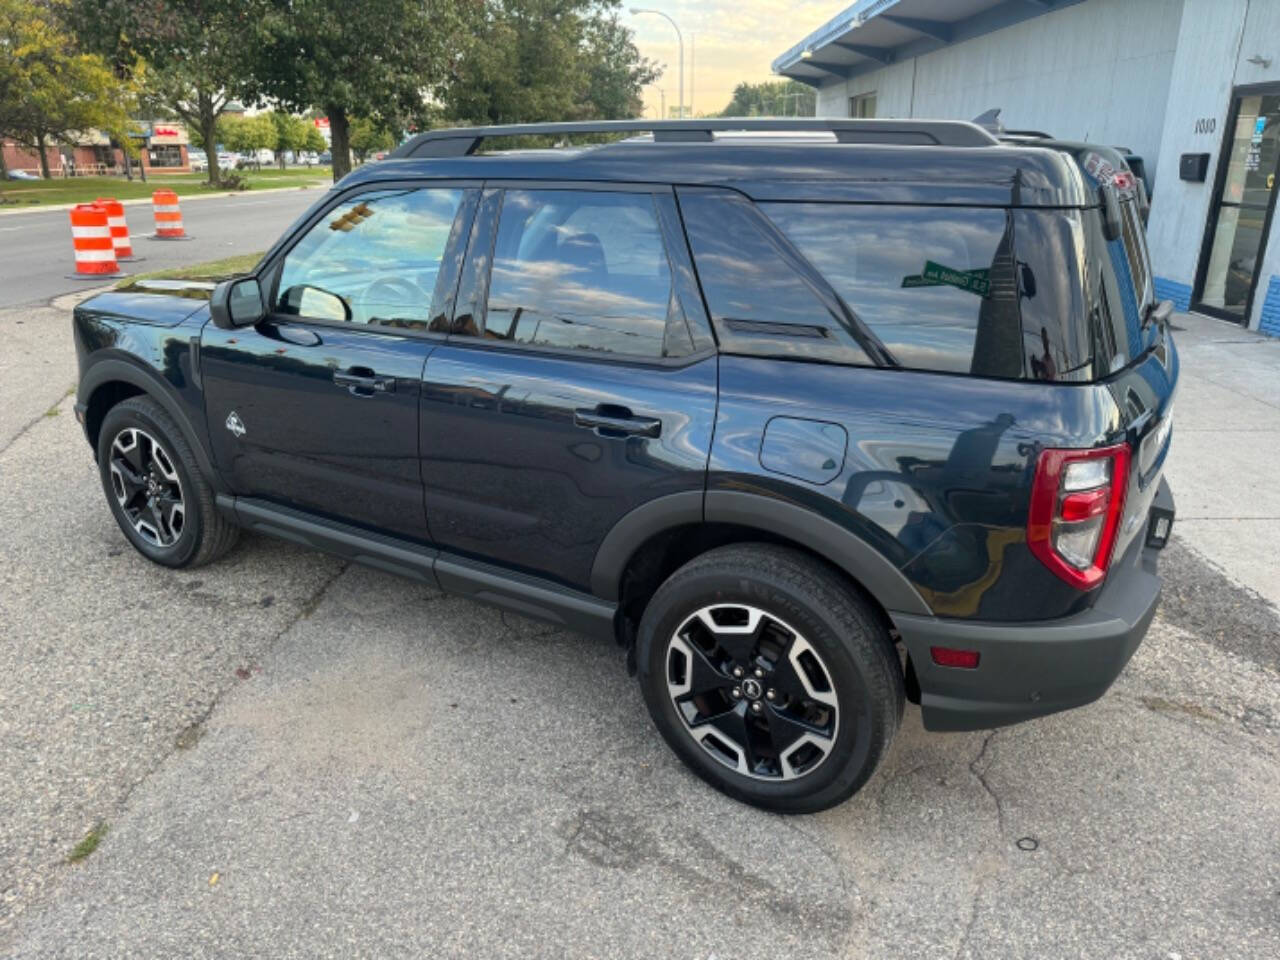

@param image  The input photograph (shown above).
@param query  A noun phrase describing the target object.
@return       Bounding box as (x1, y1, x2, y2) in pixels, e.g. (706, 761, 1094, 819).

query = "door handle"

(574, 407, 662, 438)
(333, 368, 396, 396)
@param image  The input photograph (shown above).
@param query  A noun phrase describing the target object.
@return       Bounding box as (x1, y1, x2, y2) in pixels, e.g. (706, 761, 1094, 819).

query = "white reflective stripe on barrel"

(74, 249, 118, 262)
(71, 226, 112, 239)
(153, 204, 182, 213)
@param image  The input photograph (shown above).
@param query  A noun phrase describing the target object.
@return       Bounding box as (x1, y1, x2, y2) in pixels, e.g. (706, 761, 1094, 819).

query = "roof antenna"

(972, 108, 1004, 135)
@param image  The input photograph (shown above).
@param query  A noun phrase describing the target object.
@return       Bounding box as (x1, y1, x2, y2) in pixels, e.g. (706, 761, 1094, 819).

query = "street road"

(0, 187, 325, 308)
(0, 286, 1277, 957)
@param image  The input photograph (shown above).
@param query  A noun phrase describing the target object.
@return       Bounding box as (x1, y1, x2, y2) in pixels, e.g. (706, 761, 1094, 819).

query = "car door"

(201, 182, 478, 542)
(420, 184, 718, 591)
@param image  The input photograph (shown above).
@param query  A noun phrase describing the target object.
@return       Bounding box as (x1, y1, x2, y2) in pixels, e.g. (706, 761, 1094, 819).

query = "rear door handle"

(573, 407, 662, 438)
(333, 368, 396, 396)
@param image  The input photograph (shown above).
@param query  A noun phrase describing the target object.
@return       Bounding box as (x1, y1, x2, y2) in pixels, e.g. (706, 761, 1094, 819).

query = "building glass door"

(1194, 88, 1280, 324)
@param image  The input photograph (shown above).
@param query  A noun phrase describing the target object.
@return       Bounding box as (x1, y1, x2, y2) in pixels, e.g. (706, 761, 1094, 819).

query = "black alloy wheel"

(107, 427, 186, 547)
(665, 603, 840, 781)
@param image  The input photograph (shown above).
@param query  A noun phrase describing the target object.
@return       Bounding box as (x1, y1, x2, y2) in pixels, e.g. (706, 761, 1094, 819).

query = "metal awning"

(773, 0, 1086, 86)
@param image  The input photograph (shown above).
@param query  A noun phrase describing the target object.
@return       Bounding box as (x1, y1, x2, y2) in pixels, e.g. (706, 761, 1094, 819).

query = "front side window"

(478, 189, 688, 358)
(276, 187, 466, 329)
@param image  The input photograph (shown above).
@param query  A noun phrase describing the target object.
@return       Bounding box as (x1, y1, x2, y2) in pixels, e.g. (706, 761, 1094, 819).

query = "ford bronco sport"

(73, 119, 1177, 813)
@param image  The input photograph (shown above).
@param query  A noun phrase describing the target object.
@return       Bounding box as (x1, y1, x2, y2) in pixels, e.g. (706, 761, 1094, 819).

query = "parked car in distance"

(71, 119, 1177, 813)
(189, 151, 208, 172)
(216, 152, 238, 171)
(6, 169, 39, 180)
(316, 151, 331, 166)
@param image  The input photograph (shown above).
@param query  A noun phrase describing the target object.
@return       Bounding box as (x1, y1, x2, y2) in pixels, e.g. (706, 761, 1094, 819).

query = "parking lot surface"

(1, 299, 1278, 958)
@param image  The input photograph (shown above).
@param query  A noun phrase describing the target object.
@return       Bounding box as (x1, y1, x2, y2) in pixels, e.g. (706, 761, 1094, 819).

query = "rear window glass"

(682, 193, 1146, 381)
(760, 203, 1023, 377)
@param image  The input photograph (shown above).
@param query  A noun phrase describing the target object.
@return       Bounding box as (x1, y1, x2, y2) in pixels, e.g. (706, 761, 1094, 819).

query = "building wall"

(813, 0, 1184, 182)
(1146, 0, 1280, 330)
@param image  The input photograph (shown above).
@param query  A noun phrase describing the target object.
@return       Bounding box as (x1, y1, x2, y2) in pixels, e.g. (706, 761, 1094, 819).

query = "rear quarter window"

(759, 202, 1024, 377)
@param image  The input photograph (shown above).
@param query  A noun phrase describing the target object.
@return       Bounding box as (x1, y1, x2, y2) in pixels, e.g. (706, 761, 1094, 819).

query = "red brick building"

(2, 122, 192, 177)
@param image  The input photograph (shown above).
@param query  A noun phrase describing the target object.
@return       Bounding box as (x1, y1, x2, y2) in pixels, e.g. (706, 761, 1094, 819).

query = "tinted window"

(480, 189, 688, 358)
(678, 189, 873, 366)
(277, 187, 465, 329)
(760, 203, 1023, 377)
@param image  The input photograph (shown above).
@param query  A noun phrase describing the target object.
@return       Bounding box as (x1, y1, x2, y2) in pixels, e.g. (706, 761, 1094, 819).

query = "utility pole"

(690, 35, 695, 117)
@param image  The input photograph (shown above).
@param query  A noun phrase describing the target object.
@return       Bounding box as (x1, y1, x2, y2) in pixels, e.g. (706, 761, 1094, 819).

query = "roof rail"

(390, 118, 998, 158)
(1003, 129, 1055, 139)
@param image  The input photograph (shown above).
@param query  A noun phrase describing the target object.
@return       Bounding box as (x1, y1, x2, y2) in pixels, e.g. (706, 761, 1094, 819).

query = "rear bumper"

(895, 478, 1172, 732)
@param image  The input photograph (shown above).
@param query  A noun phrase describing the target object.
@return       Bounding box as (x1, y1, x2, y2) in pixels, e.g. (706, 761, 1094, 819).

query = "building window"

(148, 144, 185, 168)
(849, 93, 877, 118)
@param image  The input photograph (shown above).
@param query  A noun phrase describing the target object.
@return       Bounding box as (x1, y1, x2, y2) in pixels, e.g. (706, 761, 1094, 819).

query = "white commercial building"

(774, 0, 1280, 335)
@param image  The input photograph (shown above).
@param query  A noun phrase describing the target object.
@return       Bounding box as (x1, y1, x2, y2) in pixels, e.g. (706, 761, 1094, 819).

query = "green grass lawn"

(0, 167, 332, 208)
(117, 251, 267, 286)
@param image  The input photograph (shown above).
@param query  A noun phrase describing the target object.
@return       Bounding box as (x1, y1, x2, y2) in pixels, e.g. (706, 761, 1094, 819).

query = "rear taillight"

(1027, 444, 1130, 589)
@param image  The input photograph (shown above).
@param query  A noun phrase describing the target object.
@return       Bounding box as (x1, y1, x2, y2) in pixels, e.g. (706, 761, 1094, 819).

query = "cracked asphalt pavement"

(1, 295, 1278, 958)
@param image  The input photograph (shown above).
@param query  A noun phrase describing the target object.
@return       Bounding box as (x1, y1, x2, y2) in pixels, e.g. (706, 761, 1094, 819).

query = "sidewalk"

(1164, 311, 1280, 609)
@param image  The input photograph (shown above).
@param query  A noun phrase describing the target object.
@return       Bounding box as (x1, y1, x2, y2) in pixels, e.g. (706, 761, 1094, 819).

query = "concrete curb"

(0, 183, 327, 218)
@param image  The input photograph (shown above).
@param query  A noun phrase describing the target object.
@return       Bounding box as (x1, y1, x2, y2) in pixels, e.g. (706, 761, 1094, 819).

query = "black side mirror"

(210, 277, 265, 329)
(1099, 184, 1122, 242)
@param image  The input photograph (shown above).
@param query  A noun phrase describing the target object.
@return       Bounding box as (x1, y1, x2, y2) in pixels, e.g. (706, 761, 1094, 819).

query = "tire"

(97, 396, 239, 569)
(636, 543, 903, 814)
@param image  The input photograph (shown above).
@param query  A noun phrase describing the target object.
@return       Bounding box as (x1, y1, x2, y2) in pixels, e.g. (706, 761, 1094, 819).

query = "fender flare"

(78, 356, 226, 494)
(589, 488, 931, 617)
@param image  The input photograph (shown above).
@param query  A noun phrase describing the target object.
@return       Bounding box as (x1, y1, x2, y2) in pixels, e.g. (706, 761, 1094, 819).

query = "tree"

(302, 123, 326, 154)
(219, 111, 274, 166)
(441, 1, 657, 129)
(253, 0, 472, 181)
(0, 0, 135, 178)
(580, 11, 657, 120)
(348, 116, 394, 163)
(270, 110, 311, 168)
(66, 0, 263, 187)
(718, 80, 815, 118)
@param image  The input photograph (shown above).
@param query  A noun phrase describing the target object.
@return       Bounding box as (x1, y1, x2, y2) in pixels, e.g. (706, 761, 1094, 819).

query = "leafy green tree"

(269, 110, 311, 168)
(349, 116, 395, 163)
(718, 80, 815, 118)
(252, 0, 471, 181)
(442, 1, 657, 128)
(219, 112, 275, 166)
(302, 123, 326, 154)
(65, 0, 263, 186)
(0, 0, 135, 178)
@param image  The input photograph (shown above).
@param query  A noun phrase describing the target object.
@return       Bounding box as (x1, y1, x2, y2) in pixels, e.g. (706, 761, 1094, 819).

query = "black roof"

(342, 120, 1091, 208)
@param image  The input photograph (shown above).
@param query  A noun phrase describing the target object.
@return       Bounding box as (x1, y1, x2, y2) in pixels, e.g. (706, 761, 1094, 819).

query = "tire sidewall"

(637, 563, 885, 811)
(97, 402, 202, 567)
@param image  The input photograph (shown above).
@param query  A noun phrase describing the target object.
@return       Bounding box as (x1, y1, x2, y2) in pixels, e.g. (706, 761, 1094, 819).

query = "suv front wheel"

(97, 396, 239, 568)
(636, 544, 903, 813)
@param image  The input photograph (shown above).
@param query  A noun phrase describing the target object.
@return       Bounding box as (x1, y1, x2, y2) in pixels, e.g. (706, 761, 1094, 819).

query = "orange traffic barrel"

(150, 189, 191, 239)
(67, 204, 123, 279)
(94, 196, 140, 261)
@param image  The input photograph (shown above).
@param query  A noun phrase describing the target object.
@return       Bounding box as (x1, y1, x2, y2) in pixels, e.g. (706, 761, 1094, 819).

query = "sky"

(624, 1, 840, 117)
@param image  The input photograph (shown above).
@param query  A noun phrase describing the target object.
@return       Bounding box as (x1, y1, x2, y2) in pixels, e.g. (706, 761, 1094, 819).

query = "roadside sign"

(921, 260, 991, 296)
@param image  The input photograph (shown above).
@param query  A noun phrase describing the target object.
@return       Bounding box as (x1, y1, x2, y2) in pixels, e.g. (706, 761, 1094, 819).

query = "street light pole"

(631, 7, 683, 119)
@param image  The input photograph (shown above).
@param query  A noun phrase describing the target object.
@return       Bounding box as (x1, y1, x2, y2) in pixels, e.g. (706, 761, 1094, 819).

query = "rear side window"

(759, 202, 1023, 377)
(478, 189, 694, 358)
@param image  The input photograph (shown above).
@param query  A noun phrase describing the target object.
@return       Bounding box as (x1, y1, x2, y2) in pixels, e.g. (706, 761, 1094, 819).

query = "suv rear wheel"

(97, 396, 239, 568)
(636, 544, 903, 813)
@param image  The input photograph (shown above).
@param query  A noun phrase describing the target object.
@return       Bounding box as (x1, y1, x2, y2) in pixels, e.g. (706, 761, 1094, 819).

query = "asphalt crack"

(968, 730, 1006, 836)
